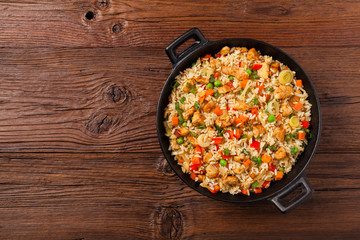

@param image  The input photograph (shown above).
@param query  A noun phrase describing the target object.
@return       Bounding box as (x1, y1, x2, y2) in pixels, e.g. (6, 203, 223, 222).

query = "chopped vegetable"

(209, 185, 220, 193)
(178, 114, 184, 123)
(289, 116, 300, 128)
(226, 130, 234, 139)
(170, 81, 180, 88)
(251, 107, 258, 115)
(214, 72, 220, 78)
(240, 79, 249, 88)
(275, 171, 284, 180)
(229, 75, 235, 81)
(214, 80, 222, 87)
(223, 149, 231, 156)
(252, 156, 262, 164)
(213, 90, 220, 98)
(226, 81, 234, 88)
(296, 80, 303, 87)
(198, 124, 206, 129)
(261, 154, 272, 163)
(177, 137, 184, 144)
(234, 129, 241, 139)
(267, 87, 274, 92)
(194, 101, 200, 110)
(243, 159, 251, 168)
(262, 181, 270, 188)
(191, 156, 201, 166)
(220, 159, 227, 167)
(252, 64, 262, 70)
(302, 120, 310, 129)
(190, 172, 197, 180)
(182, 122, 187, 127)
(250, 140, 260, 149)
(278, 167, 284, 172)
(293, 103, 303, 111)
(209, 74, 215, 83)
(268, 115, 276, 122)
(252, 72, 259, 79)
(297, 131, 306, 140)
(189, 164, 198, 172)
(213, 106, 223, 116)
(207, 83, 214, 89)
(172, 116, 179, 126)
(254, 188, 262, 194)
(252, 98, 259, 105)
(246, 69, 252, 75)
(290, 146, 298, 155)
(268, 163, 276, 172)
(276, 114, 282, 121)
(211, 137, 223, 144)
(278, 70, 294, 85)
(243, 149, 250, 155)
(195, 145, 203, 154)
(180, 97, 186, 103)
(284, 134, 291, 142)
(242, 189, 250, 196)
(205, 89, 215, 97)
(257, 82, 264, 92)
(252, 181, 259, 188)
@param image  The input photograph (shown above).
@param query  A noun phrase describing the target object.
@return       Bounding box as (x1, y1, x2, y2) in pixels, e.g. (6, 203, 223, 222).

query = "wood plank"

(0, 46, 359, 153)
(0, 0, 359, 48)
(0, 152, 358, 239)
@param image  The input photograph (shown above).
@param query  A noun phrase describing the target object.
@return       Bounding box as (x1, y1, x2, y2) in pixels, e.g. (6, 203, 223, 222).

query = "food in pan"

(163, 46, 312, 195)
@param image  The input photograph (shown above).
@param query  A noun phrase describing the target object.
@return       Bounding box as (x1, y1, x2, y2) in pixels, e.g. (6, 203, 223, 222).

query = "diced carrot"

(201, 54, 211, 61)
(240, 114, 249, 123)
(213, 106, 223, 116)
(209, 184, 220, 193)
(226, 81, 234, 88)
(215, 163, 220, 168)
(199, 95, 205, 103)
(240, 79, 249, 88)
(276, 114, 282, 121)
(265, 94, 271, 102)
(296, 80, 303, 87)
(190, 172, 197, 180)
(226, 130, 234, 139)
(243, 159, 251, 168)
(275, 171, 284, 180)
(293, 103, 303, 111)
(205, 89, 215, 97)
(211, 137, 223, 145)
(214, 72, 220, 78)
(241, 189, 250, 196)
(234, 129, 242, 139)
(254, 188, 262, 194)
(234, 117, 242, 125)
(251, 107, 258, 115)
(171, 117, 178, 126)
(191, 156, 201, 166)
(297, 131, 306, 140)
(257, 82, 264, 92)
(261, 154, 272, 163)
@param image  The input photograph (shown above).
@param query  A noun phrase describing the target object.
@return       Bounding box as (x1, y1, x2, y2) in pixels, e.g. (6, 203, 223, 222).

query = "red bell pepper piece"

(211, 137, 223, 145)
(262, 181, 270, 188)
(195, 145, 202, 155)
(226, 81, 234, 88)
(220, 150, 231, 159)
(239, 61, 242, 67)
(234, 129, 242, 139)
(250, 140, 260, 150)
(251, 107, 258, 116)
(254, 188, 262, 194)
(257, 82, 264, 93)
(215, 54, 221, 58)
(268, 163, 276, 172)
(190, 172, 197, 180)
(201, 54, 211, 61)
(226, 130, 234, 139)
(189, 164, 198, 172)
(302, 120, 310, 129)
(252, 64, 262, 70)
(191, 157, 202, 166)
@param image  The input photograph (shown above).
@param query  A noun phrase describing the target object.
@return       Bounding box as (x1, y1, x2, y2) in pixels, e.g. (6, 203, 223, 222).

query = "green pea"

(177, 138, 184, 144)
(268, 115, 276, 122)
(182, 122, 187, 127)
(229, 75, 234, 81)
(220, 159, 227, 167)
(207, 83, 214, 89)
(213, 90, 220, 98)
(246, 69, 252, 75)
(214, 80, 222, 87)
(252, 98, 259, 105)
(290, 146, 298, 155)
(209, 74, 215, 83)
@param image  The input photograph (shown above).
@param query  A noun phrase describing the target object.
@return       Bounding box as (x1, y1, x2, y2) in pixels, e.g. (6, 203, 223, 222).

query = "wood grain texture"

(0, 0, 359, 239)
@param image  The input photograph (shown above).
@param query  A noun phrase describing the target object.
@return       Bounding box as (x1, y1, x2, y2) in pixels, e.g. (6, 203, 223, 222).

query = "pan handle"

(165, 28, 208, 66)
(270, 174, 314, 213)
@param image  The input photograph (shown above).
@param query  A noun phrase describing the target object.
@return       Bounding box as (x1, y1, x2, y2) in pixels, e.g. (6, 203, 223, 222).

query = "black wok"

(156, 28, 321, 213)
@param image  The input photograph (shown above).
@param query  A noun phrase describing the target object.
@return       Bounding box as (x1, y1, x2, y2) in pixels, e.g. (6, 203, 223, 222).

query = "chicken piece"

(215, 114, 232, 127)
(274, 85, 294, 99)
(289, 95, 301, 106)
(197, 175, 205, 182)
(273, 127, 286, 142)
(206, 127, 216, 138)
(270, 62, 280, 75)
(187, 135, 198, 146)
(253, 124, 266, 138)
(218, 85, 231, 94)
(203, 152, 212, 164)
(223, 176, 239, 186)
(203, 101, 215, 113)
(233, 154, 245, 163)
(195, 76, 209, 84)
(221, 66, 249, 81)
(257, 63, 269, 79)
(178, 127, 190, 136)
(238, 47, 248, 53)
(183, 106, 195, 120)
(247, 48, 260, 60)
(234, 166, 244, 175)
(274, 147, 286, 160)
(210, 58, 221, 69)
(183, 79, 195, 93)
(280, 104, 293, 117)
(192, 111, 205, 126)
(220, 46, 230, 56)
(233, 101, 250, 111)
(206, 164, 219, 179)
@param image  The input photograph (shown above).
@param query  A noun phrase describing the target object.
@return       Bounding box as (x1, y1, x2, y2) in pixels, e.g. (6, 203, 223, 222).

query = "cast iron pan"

(157, 28, 321, 213)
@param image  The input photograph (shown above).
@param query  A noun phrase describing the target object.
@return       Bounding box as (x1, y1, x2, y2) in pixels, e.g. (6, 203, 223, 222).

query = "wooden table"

(0, 0, 359, 239)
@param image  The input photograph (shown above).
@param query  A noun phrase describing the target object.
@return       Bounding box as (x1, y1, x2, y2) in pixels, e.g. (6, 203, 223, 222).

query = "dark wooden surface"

(0, 0, 359, 239)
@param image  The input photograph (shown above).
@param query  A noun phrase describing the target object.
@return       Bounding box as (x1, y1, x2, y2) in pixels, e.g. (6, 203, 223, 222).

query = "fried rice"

(163, 46, 312, 195)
